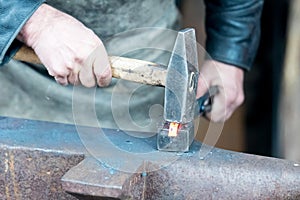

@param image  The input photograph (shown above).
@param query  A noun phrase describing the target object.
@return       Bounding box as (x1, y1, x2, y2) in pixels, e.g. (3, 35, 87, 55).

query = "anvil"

(0, 116, 300, 199)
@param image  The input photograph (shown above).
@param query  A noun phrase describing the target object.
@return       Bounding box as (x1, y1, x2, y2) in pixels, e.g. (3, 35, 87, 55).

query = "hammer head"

(157, 28, 199, 152)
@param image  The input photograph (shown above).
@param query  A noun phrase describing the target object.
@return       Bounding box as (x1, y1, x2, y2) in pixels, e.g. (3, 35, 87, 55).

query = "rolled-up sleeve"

(0, 0, 45, 66)
(204, 0, 264, 70)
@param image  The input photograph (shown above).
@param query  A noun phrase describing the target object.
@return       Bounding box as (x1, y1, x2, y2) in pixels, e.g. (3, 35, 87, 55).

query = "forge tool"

(157, 28, 218, 152)
(14, 28, 216, 153)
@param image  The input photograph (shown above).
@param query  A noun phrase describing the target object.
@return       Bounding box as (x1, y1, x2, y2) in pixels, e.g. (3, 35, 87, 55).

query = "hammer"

(156, 28, 218, 152)
(13, 28, 217, 152)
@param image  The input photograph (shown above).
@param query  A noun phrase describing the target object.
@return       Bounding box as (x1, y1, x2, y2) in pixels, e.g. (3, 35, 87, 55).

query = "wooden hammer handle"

(14, 45, 167, 86)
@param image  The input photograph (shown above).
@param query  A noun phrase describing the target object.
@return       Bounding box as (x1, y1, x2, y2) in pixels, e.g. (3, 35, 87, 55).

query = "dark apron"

(0, 0, 179, 132)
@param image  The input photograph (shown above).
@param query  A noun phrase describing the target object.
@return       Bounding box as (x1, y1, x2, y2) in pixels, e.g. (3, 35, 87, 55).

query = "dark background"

(179, 0, 290, 158)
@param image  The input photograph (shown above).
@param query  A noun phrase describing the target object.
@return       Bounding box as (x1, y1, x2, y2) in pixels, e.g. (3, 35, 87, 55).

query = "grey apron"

(0, 0, 180, 132)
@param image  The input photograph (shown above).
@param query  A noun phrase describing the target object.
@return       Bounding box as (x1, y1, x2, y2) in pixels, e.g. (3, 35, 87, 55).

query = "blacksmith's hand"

(197, 60, 244, 122)
(17, 4, 111, 87)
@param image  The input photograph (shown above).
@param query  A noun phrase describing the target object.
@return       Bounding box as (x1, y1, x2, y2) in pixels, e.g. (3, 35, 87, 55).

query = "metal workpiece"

(164, 28, 199, 124)
(0, 116, 300, 199)
(157, 121, 194, 152)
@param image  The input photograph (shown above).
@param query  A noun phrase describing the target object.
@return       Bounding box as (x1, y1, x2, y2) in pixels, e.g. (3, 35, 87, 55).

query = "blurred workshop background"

(179, 0, 300, 161)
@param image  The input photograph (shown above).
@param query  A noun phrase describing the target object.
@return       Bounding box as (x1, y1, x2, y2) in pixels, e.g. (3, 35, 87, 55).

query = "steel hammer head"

(157, 28, 199, 152)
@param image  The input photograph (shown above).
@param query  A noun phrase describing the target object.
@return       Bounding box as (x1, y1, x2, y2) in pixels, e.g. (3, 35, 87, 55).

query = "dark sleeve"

(0, 0, 46, 66)
(204, 0, 264, 70)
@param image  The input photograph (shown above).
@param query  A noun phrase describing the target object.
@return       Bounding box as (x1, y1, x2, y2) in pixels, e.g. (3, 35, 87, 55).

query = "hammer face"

(157, 121, 194, 152)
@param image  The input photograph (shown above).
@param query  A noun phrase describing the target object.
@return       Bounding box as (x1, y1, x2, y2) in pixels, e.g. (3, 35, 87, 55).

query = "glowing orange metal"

(168, 122, 180, 137)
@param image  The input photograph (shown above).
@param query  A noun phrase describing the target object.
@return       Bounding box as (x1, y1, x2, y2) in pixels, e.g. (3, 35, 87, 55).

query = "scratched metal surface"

(0, 117, 85, 200)
(1, 116, 300, 199)
(62, 144, 300, 200)
(0, 148, 84, 200)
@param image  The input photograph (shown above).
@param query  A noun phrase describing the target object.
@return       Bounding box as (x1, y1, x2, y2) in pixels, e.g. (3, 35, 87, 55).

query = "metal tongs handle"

(197, 86, 219, 115)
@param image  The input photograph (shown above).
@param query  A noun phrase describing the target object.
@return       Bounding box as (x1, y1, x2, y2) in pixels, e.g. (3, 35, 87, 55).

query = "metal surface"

(164, 28, 199, 124)
(0, 117, 85, 200)
(157, 121, 194, 152)
(63, 146, 300, 200)
(1, 116, 300, 199)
